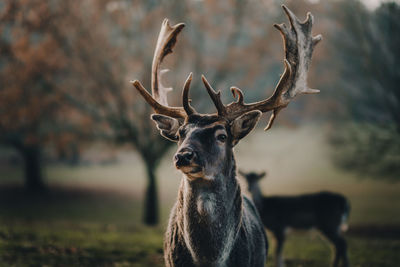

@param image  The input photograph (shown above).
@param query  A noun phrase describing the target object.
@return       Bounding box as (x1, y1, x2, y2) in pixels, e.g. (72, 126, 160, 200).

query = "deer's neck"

(177, 157, 242, 265)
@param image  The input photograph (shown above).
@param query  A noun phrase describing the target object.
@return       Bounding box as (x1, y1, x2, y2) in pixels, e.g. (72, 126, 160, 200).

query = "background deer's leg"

(337, 234, 349, 267)
(322, 229, 349, 267)
(274, 228, 286, 267)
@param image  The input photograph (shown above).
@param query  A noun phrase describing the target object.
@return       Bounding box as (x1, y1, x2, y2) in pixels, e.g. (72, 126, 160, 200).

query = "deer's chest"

(196, 192, 217, 218)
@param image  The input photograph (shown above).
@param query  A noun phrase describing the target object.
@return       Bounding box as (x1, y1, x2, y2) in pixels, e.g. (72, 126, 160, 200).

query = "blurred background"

(0, 0, 399, 266)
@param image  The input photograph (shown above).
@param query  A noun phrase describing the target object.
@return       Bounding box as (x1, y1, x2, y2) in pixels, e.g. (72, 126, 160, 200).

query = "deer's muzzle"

(174, 148, 196, 168)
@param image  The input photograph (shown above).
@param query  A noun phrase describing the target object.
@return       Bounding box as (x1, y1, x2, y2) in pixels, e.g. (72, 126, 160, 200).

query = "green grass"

(1, 125, 400, 266)
(1, 219, 399, 266)
(0, 221, 164, 267)
(267, 230, 400, 267)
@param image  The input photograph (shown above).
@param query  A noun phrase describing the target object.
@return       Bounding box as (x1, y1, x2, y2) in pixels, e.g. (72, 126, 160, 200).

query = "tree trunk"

(21, 145, 46, 193)
(143, 163, 159, 225)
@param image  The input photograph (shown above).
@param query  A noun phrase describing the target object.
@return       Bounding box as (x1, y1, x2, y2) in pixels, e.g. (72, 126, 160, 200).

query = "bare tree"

(0, 0, 94, 192)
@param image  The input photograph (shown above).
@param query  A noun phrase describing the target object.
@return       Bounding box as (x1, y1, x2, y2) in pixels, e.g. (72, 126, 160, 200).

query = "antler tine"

(230, 87, 244, 104)
(202, 75, 227, 116)
(264, 107, 282, 131)
(131, 19, 187, 119)
(182, 72, 196, 116)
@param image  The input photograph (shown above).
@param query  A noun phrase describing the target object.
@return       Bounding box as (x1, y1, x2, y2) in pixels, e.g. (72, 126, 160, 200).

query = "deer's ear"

(231, 111, 262, 146)
(258, 171, 267, 179)
(151, 114, 180, 142)
(238, 169, 246, 178)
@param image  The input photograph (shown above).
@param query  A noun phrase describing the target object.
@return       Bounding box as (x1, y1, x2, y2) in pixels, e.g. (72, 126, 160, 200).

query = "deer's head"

(239, 170, 267, 189)
(131, 6, 322, 181)
(152, 111, 261, 180)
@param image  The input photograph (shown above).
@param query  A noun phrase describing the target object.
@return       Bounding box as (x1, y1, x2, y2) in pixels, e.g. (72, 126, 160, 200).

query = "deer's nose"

(174, 148, 195, 167)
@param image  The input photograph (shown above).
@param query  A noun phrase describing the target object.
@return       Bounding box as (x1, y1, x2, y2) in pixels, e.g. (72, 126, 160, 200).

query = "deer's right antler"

(131, 19, 195, 119)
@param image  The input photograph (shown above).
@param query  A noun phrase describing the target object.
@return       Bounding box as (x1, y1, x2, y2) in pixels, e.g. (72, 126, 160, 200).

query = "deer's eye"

(217, 134, 227, 142)
(178, 128, 186, 138)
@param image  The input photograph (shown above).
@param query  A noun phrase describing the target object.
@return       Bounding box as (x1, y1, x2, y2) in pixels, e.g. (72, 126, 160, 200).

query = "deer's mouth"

(178, 165, 205, 179)
(178, 165, 203, 174)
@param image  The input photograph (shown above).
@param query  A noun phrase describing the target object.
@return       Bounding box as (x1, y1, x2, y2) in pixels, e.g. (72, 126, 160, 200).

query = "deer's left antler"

(201, 5, 322, 130)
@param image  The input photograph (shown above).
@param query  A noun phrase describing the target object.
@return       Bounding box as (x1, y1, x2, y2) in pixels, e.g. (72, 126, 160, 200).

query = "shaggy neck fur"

(176, 154, 242, 266)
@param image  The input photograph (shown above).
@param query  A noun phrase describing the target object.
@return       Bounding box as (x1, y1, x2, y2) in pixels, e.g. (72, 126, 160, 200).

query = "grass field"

(1, 125, 399, 266)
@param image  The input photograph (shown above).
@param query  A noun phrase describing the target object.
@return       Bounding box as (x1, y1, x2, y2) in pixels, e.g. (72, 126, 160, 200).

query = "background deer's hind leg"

(322, 229, 349, 267)
(274, 228, 286, 267)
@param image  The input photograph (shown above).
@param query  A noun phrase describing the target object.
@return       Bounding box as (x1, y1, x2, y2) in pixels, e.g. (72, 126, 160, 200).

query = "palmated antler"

(131, 19, 196, 118)
(201, 5, 322, 130)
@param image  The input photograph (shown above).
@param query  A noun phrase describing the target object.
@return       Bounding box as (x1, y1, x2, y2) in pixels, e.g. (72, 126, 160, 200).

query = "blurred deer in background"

(131, 5, 321, 267)
(240, 170, 350, 267)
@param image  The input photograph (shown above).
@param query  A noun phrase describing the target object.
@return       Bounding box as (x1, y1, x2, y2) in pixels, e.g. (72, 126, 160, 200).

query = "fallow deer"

(240, 170, 350, 267)
(131, 5, 322, 267)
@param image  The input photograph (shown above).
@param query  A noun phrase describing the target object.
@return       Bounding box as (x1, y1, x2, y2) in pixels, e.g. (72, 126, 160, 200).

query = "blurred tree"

(0, 1, 93, 192)
(87, 0, 280, 225)
(0, 0, 324, 223)
(91, 0, 258, 225)
(328, 1, 400, 180)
